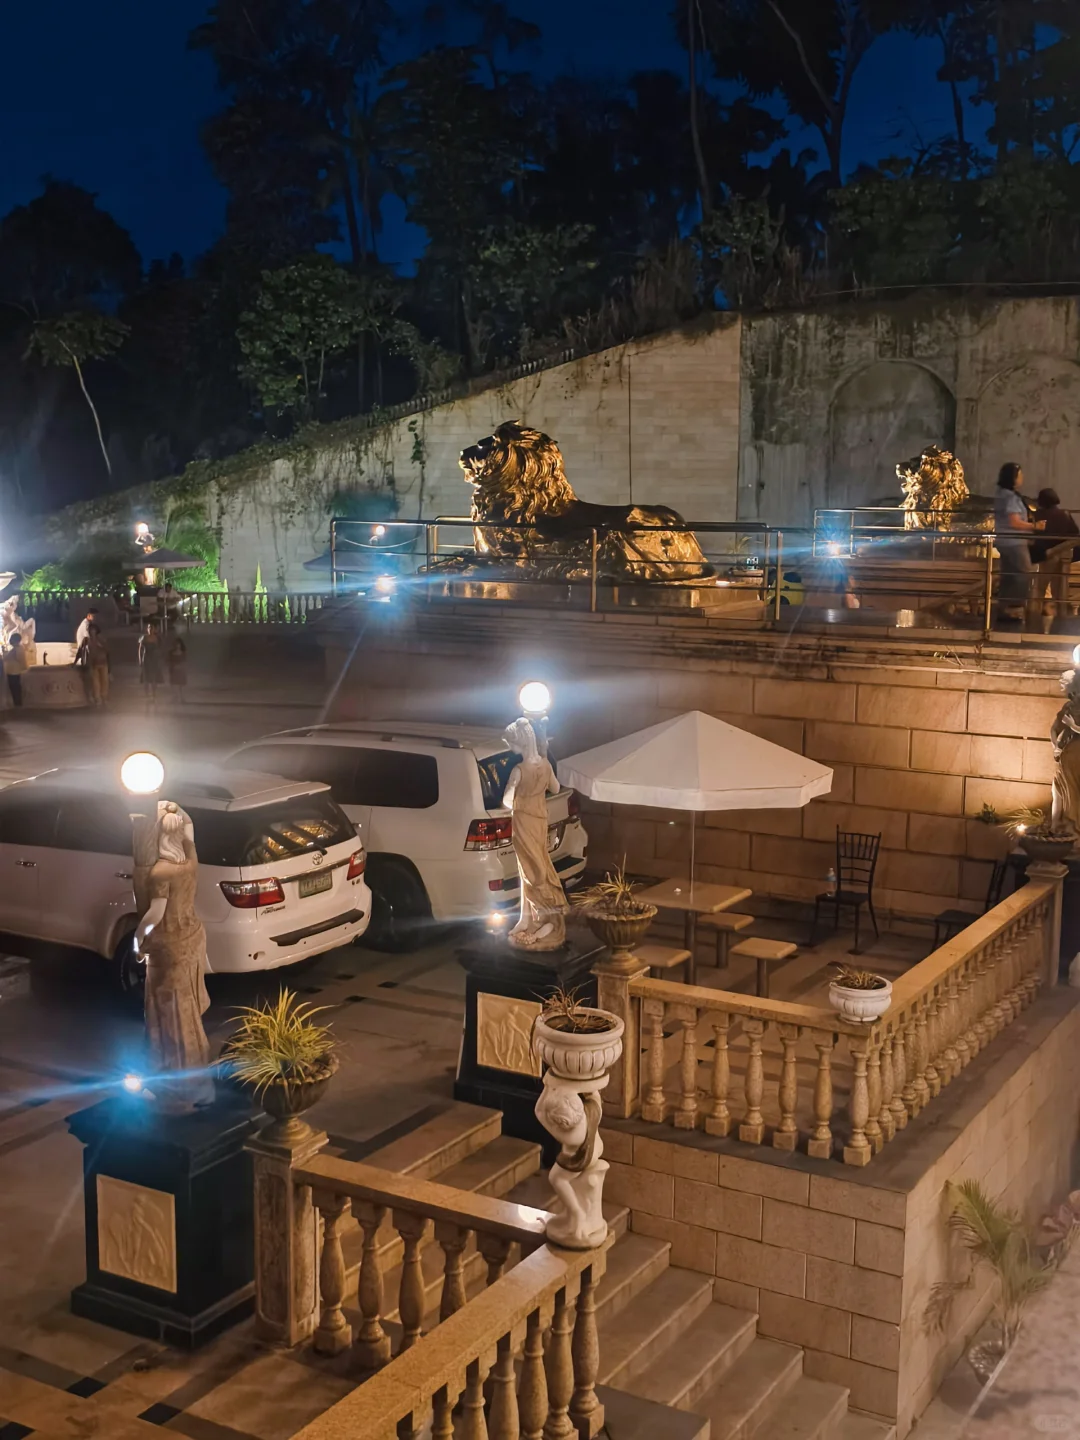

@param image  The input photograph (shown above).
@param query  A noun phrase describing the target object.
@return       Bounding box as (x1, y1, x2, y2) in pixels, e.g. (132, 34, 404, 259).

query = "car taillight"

(465, 817, 513, 851)
(220, 877, 285, 909)
(568, 791, 581, 820)
(347, 850, 366, 880)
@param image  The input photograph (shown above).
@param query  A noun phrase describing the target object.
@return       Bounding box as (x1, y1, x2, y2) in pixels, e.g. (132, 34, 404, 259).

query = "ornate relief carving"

(97, 1175, 177, 1293)
(476, 993, 543, 1076)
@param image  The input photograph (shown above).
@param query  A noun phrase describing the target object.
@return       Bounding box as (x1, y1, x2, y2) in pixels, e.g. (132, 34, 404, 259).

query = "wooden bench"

(728, 937, 798, 998)
(698, 912, 754, 969)
(634, 944, 692, 982)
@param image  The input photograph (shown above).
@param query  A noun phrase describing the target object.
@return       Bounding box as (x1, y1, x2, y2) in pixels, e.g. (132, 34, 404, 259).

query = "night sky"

(0, 1, 980, 269)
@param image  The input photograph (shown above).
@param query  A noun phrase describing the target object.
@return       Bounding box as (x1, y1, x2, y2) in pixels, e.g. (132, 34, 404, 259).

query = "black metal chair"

(809, 829, 882, 954)
(931, 859, 1009, 950)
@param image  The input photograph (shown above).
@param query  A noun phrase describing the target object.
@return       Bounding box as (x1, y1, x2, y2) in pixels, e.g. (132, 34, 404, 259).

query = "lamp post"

(121, 750, 166, 926)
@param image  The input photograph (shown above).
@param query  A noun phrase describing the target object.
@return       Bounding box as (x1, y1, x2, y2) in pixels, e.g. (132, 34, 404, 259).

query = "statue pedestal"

(67, 1091, 259, 1348)
(454, 931, 605, 1162)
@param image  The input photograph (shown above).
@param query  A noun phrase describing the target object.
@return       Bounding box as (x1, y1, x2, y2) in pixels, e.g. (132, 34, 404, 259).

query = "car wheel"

(110, 930, 146, 1014)
(363, 862, 431, 953)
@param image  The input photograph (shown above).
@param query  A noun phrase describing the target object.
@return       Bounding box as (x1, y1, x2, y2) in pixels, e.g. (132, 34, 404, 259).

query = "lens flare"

(374, 575, 395, 595)
(122, 1074, 144, 1094)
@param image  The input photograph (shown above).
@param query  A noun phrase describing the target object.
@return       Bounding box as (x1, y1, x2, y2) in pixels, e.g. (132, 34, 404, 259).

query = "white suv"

(226, 721, 588, 949)
(0, 767, 372, 998)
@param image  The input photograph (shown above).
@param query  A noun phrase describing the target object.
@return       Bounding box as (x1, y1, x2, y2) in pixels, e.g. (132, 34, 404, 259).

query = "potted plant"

(927, 1179, 1052, 1383)
(222, 989, 338, 1142)
(827, 964, 892, 1023)
(531, 985, 624, 1082)
(572, 865, 657, 972)
(1000, 807, 1076, 864)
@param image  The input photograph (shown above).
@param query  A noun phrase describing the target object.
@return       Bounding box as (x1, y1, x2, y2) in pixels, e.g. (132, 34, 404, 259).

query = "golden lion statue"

(454, 422, 712, 583)
(897, 445, 969, 531)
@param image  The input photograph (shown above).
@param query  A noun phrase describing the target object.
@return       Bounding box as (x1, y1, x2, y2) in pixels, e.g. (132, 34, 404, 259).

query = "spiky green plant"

(926, 1180, 1052, 1345)
(832, 964, 888, 991)
(572, 862, 651, 917)
(533, 983, 613, 1036)
(222, 989, 336, 1096)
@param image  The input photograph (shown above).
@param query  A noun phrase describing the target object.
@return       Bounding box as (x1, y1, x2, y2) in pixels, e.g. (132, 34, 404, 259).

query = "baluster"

(436, 1221, 471, 1321)
(394, 1210, 431, 1351)
(878, 1033, 896, 1143)
(941, 972, 961, 1084)
(570, 1264, 603, 1438)
(641, 999, 667, 1123)
(312, 1191, 353, 1355)
(889, 1021, 909, 1130)
(912, 1004, 931, 1112)
(520, 1308, 549, 1440)
(986, 939, 1007, 1035)
(354, 1201, 391, 1368)
(865, 1036, 883, 1153)
(397, 1413, 424, 1440)
(478, 1233, 512, 1286)
(844, 1035, 872, 1167)
(901, 1016, 920, 1117)
(1025, 910, 1045, 1003)
(544, 1287, 576, 1440)
(432, 1383, 460, 1440)
(971, 948, 992, 1052)
(704, 1013, 732, 1137)
(807, 1032, 835, 1160)
(739, 1019, 766, 1145)
(490, 1333, 521, 1440)
(956, 961, 975, 1068)
(674, 1010, 700, 1130)
(461, 1356, 492, 1440)
(773, 1024, 801, 1151)
(1011, 920, 1031, 1012)
(923, 991, 942, 1099)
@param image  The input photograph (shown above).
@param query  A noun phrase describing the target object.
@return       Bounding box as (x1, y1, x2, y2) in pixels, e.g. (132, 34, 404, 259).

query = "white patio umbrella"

(557, 710, 833, 885)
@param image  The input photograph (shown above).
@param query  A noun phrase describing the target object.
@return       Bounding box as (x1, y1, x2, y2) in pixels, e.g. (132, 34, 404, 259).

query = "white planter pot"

(532, 1010, 624, 1081)
(828, 978, 892, 1024)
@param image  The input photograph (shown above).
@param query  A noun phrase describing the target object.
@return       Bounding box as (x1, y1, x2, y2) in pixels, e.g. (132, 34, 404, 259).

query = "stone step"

(834, 1411, 897, 1440)
(361, 1101, 503, 1180)
(695, 1336, 803, 1440)
(594, 1232, 672, 1323)
(628, 1302, 759, 1412)
(597, 1267, 715, 1390)
(435, 1133, 542, 1197)
(504, 1171, 630, 1238)
(595, 1384, 710, 1440)
(757, 1376, 850, 1440)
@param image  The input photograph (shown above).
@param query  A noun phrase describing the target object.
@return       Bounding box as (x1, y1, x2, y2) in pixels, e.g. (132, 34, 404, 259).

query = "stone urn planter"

(827, 967, 892, 1024)
(221, 990, 338, 1144)
(1018, 831, 1075, 864)
(257, 1056, 339, 1143)
(532, 995, 624, 1249)
(572, 866, 657, 973)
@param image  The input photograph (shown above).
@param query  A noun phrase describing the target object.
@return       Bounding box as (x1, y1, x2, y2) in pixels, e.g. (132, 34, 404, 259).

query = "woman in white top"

(994, 463, 1042, 621)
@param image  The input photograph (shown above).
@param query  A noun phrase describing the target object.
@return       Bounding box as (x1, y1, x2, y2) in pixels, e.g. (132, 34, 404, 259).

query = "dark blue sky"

(0, 1, 978, 268)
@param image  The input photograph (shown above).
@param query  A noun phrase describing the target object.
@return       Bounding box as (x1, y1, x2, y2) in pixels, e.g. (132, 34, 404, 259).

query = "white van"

(226, 722, 588, 949)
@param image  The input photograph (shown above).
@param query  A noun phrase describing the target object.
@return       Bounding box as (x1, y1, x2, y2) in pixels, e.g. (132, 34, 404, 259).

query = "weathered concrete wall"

(45, 318, 742, 593)
(323, 607, 1063, 921)
(741, 296, 1080, 527)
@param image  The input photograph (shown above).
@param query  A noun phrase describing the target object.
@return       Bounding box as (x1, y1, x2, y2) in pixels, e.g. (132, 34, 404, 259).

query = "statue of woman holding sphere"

(501, 715, 569, 950)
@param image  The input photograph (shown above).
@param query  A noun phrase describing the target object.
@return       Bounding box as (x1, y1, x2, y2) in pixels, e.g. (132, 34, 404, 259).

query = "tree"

(694, 0, 886, 187)
(25, 311, 129, 476)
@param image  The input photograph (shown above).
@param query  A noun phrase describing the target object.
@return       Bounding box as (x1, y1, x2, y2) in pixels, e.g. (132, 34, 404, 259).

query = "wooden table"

(635, 878, 753, 985)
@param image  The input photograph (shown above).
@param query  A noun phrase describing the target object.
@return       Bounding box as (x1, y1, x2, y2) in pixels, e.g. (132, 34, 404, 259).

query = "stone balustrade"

(292, 1240, 609, 1440)
(597, 875, 1059, 1166)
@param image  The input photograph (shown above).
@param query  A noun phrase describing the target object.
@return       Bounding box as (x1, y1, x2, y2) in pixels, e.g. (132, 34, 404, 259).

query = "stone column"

(247, 1123, 328, 1346)
(593, 959, 647, 1119)
(1027, 861, 1068, 987)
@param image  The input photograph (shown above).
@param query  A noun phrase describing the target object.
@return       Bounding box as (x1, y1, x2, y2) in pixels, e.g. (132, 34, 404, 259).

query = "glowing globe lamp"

(518, 681, 551, 716)
(121, 751, 165, 796)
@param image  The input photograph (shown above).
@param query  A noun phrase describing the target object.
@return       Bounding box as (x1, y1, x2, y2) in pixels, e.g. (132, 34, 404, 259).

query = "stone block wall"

(599, 993, 1080, 1434)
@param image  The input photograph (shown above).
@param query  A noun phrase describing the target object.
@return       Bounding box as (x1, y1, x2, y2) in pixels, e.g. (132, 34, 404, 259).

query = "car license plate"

(300, 871, 333, 899)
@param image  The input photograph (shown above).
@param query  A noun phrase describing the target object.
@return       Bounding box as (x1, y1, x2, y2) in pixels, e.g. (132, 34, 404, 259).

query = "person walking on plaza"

(1031, 487, 1079, 620)
(74, 606, 100, 651)
(139, 620, 165, 711)
(4, 633, 27, 707)
(168, 634, 188, 702)
(82, 624, 111, 706)
(994, 463, 1043, 623)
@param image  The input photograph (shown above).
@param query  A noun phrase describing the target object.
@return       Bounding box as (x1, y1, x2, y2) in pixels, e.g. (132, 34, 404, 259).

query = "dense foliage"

(5, 0, 1080, 520)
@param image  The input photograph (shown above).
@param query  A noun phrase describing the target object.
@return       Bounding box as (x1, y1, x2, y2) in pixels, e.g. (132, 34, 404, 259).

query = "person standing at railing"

(1031, 488, 1079, 621)
(994, 463, 1043, 623)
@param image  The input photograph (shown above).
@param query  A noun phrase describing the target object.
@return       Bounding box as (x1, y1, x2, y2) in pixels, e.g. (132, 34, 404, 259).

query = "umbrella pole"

(690, 811, 696, 900)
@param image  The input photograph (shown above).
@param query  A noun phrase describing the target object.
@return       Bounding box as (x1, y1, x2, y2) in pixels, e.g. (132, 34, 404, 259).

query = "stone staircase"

(345, 1101, 896, 1440)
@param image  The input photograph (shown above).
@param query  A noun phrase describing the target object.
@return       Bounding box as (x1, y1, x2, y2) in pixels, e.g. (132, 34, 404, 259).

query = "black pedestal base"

(67, 1090, 259, 1349)
(454, 932, 605, 1162)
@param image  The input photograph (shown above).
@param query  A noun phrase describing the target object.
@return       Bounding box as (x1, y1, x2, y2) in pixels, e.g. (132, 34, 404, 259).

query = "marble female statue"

(1, 594, 36, 664)
(134, 804, 215, 1111)
(501, 716, 569, 950)
(1051, 668, 1080, 835)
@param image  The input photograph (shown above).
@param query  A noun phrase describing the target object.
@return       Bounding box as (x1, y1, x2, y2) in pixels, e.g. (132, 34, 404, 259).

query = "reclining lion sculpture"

(897, 445, 969, 531)
(450, 421, 712, 584)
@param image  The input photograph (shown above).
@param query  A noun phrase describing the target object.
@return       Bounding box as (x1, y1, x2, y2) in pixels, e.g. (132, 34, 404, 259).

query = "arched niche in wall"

(974, 356, 1080, 508)
(827, 361, 956, 514)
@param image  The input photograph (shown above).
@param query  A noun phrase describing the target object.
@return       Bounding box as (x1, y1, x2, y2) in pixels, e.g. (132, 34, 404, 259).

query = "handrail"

(295, 1156, 552, 1245)
(293, 1240, 611, 1440)
(628, 974, 870, 1036)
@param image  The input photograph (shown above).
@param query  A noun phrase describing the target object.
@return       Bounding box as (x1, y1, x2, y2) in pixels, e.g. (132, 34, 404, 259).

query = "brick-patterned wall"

(599, 994, 1080, 1434)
